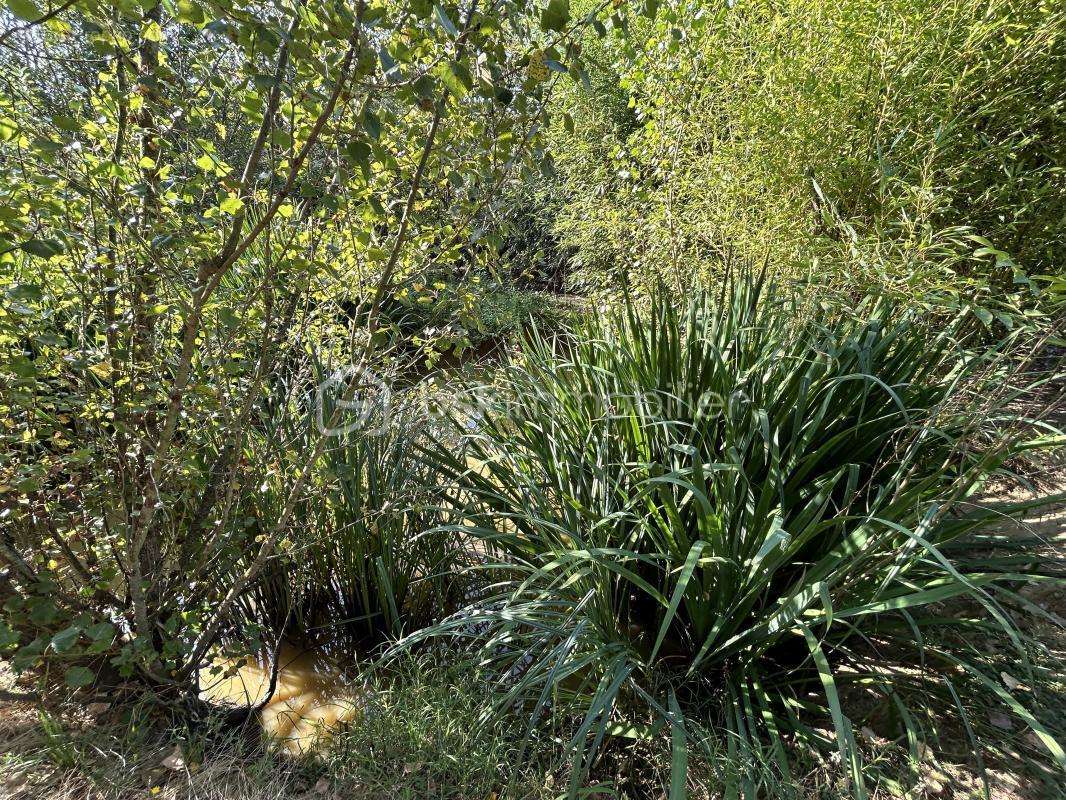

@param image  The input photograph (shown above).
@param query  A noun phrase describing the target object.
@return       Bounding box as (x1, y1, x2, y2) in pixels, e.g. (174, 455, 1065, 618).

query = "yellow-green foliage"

(549, 0, 1065, 307)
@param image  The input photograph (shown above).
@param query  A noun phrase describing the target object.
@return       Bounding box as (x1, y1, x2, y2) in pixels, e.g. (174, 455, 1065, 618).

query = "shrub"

(408, 276, 1065, 796)
(0, 0, 612, 698)
(545, 0, 1065, 320)
(362, 273, 558, 368)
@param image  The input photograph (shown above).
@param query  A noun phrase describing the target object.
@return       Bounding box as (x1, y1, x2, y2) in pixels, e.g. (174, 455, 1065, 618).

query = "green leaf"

(252, 73, 279, 91)
(27, 597, 57, 626)
(51, 115, 80, 132)
(344, 139, 372, 168)
(363, 109, 381, 140)
(32, 137, 64, 153)
(20, 239, 64, 259)
(175, 0, 205, 24)
(541, 0, 570, 32)
(8, 283, 42, 301)
(0, 622, 18, 650)
(801, 624, 867, 800)
(64, 666, 95, 688)
(668, 690, 688, 800)
(84, 622, 114, 642)
(378, 47, 399, 80)
(7, 0, 42, 23)
(650, 540, 703, 663)
(972, 306, 994, 326)
(434, 61, 469, 98)
(433, 5, 458, 37)
(50, 625, 81, 654)
(269, 128, 292, 148)
(142, 20, 163, 42)
(219, 195, 244, 214)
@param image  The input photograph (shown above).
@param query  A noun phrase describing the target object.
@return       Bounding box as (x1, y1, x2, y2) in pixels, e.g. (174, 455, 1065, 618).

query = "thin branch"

(128, 7, 366, 588)
(184, 0, 483, 677)
(0, 0, 79, 48)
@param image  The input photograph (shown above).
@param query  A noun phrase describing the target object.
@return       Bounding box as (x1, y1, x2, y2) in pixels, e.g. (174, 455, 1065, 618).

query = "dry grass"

(0, 663, 307, 800)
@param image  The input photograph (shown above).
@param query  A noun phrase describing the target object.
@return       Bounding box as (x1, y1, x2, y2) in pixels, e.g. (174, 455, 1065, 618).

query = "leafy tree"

(0, 0, 616, 699)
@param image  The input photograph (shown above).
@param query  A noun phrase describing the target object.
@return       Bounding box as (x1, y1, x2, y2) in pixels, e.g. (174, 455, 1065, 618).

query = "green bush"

(372, 274, 554, 366)
(0, 0, 612, 697)
(545, 0, 1065, 319)
(410, 277, 1064, 795)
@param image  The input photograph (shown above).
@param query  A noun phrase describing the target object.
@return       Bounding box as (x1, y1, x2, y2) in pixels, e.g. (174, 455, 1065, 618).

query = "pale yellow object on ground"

(199, 643, 361, 755)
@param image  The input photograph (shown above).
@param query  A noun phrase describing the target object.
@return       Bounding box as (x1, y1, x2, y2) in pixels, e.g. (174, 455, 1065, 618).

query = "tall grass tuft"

(238, 401, 463, 653)
(408, 276, 1065, 795)
(303, 408, 463, 644)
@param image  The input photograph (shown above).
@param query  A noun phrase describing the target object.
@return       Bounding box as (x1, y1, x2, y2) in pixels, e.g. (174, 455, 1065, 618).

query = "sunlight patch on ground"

(199, 643, 360, 755)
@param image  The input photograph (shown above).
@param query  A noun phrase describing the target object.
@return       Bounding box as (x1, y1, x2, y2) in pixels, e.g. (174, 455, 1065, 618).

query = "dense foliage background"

(530, 0, 1065, 313)
(0, 0, 1062, 798)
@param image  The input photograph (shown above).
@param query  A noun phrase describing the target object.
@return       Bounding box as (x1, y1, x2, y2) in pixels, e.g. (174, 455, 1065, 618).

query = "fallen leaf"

(917, 742, 932, 762)
(160, 745, 185, 771)
(1000, 671, 1022, 691)
(923, 777, 948, 797)
(988, 712, 1013, 731)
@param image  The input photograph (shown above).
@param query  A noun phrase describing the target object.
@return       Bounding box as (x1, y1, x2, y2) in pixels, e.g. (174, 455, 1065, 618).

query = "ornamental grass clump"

(409, 276, 1064, 796)
(243, 401, 463, 651)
